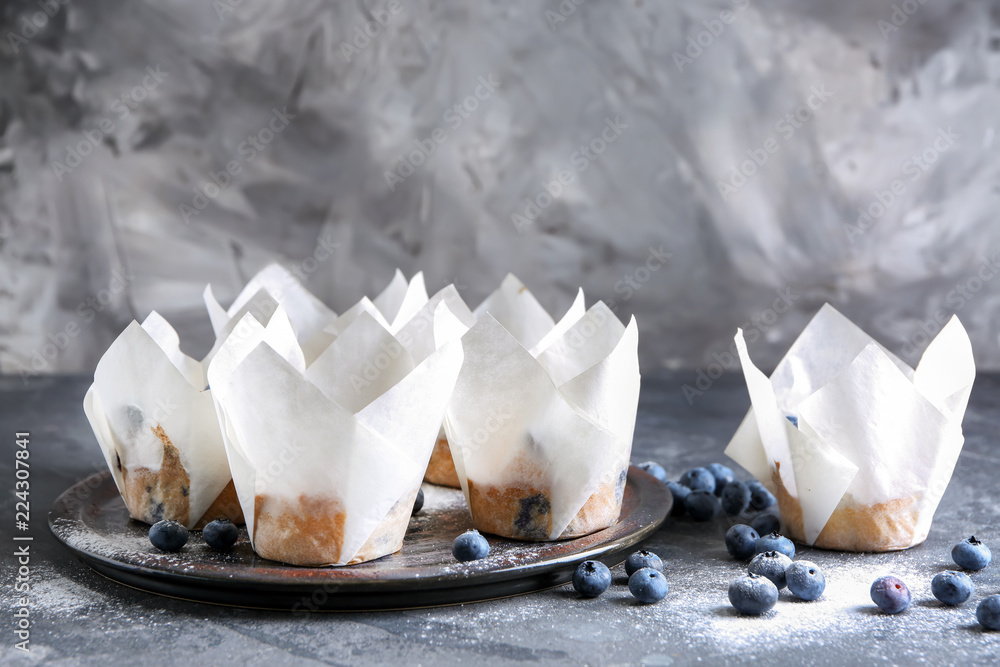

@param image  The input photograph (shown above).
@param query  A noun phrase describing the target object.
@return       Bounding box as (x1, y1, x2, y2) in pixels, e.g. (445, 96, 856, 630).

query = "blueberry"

(665, 481, 690, 516)
(728, 573, 779, 616)
(452, 529, 490, 562)
(625, 549, 663, 576)
(748, 551, 792, 589)
(705, 463, 735, 496)
(149, 519, 189, 552)
(684, 490, 720, 522)
(720, 481, 750, 515)
(931, 570, 973, 606)
(637, 461, 668, 484)
(747, 481, 776, 511)
(952, 536, 991, 571)
(725, 524, 760, 561)
(750, 513, 781, 536)
(870, 576, 911, 614)
(786, 561, 825, 601)
(679, 467, 716, 494)
(755, 532, 795, 559)
(977, 595, 1000, 630)
(202, 518, 238, 550)
(628, 567, 668, 603)
(412, 488, 424, 515)
(572, 560, 612, 598)
(786, 415, 798, 428)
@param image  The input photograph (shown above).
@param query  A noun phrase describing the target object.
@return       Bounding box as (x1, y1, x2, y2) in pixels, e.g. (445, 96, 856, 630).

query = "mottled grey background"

(1, 0, 999, 383)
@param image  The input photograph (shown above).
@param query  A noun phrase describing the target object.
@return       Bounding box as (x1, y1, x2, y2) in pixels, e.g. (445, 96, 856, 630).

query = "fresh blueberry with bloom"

(952, 536, 991, 571)
(149, 519, 189, 552)
(977, 595, 1000, 630)
(721, 481, 750, 515)
(747, 481, 776, 510)
(870, 576, 911, 614)
(750, 513, 781, 536)
(755, 532, 795, 559)
(725, 524, 760, 561)
(625, 549, 663, 576)
(679, 467, 716, 494)
(684, 490, 720, 522)
(202, 518, 238, 550)
(786, 561, 825, 601)
(931, 570, 973, 606)
(412, 488, 425, 515)
(638, 461, 668, 484)
(705, 463, 735, 496)
(452, 530, 490, 562)
(748, 551, 792, 589)
(665, 481, 690, 516)
(729, 573, 779, 615)
(572, 560, 612, 598)
(628, 567, 668, 603)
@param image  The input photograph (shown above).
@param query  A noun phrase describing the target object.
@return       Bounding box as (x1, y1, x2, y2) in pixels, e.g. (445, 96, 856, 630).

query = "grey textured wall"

(1, 0, 999, 384)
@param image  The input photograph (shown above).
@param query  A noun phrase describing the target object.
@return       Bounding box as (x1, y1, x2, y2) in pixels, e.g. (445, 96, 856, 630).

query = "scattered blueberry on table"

(452, 529, 490, 562)
(705, 463, 735, 496)
(755, 532, 795, 559)
(724, 524, 760, 561)
(637, 461, 668, 484)
(680, 467, 716, 494)
(747, 481, 776, 511)
(625, 549, 663, 576)
(786, 561, 825, 601)
(412, 488, 425, 515)
(748, 551, 792, 590)
(729, 573, 779, 616)
(202, 518, 238, 550)
(572, 560, 612, 598)
(870, 576, 911, 614)
(149, 519, 189, 552)
(684, 490, 720, 522)
(628, 567, 668, 603)
(665, 481, 690, 516)
(720, 481, 750, 515)
(952, 536, 991, 571)
(750, 513, 781, 536)
(931, 570, 973, 606)
(977, 595, 1000, 630)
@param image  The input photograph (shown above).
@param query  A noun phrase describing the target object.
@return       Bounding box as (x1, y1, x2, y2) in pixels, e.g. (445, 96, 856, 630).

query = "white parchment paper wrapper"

(83, 312, 236, 529)
(439, 281, 640, 541)
(207, 302, 463, 566)
(725, 303, 976, 551)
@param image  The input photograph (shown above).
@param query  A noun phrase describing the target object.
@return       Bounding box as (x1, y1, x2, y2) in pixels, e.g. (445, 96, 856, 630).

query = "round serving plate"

(49, 466, 670, 611)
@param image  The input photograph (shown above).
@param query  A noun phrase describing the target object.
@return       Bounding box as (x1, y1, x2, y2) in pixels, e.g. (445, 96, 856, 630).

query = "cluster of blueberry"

(571, 550, 669, 604)
(872, 537, 1000, 630)
(723, 524, 825, 614)
(147, 518, 239, 552)
(638, 461, 778, 525)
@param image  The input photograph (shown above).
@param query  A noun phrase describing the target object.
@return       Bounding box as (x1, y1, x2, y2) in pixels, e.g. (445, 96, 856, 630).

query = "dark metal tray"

(49, 466, 670, 611)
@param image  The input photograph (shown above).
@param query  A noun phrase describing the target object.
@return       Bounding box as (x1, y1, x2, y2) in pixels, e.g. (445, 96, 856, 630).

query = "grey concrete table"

(2, 372, 999, 666)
